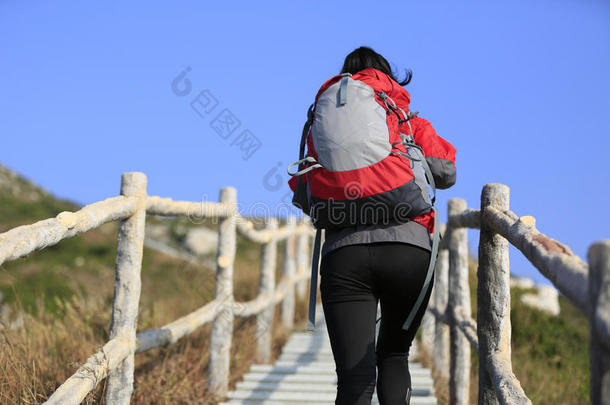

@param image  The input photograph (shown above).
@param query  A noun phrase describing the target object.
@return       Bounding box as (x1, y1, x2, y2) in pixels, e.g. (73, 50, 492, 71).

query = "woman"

(319, 46, 457, 404)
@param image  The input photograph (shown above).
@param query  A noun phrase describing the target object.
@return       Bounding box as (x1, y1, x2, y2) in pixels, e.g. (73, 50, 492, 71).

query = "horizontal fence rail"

(420, 183, 610, 405)
(0, 172, 315, 405)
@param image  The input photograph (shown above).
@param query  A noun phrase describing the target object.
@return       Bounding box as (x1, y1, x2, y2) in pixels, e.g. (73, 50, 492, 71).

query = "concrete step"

(235, 380, 435, 396)
(281, 341, 419, 357)
(219, 396, 437, 404)
(220, 400, 436, 405)
(221, 390, 437, 404)
(241, 372, 434, 388)
(249, 364, 431, 377)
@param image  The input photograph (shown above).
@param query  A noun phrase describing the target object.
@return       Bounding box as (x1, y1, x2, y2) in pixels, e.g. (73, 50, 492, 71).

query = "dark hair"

(340, 46, 412, 86)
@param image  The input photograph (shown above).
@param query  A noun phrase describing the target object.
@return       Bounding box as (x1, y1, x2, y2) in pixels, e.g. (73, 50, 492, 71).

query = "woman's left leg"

(320, 244, 379, 405)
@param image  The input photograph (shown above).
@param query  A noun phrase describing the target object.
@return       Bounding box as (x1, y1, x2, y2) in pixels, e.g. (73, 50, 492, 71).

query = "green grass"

(1, 270, 75, 316)
(462, 254, 590, 405)
(0, 195, 79, 232)
(0, 227, 118, 315)
(509, 288, 590, 404)
(0, 193, 114, 315)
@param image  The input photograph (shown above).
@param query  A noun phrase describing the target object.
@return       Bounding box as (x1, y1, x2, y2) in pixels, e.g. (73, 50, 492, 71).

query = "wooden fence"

(0, 172, 316, 405)
(419, 183, 610, 405)
(2, 173, 609, 404)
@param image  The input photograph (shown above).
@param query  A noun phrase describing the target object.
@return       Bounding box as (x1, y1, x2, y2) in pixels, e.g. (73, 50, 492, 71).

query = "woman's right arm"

(407, 116, 457, 189)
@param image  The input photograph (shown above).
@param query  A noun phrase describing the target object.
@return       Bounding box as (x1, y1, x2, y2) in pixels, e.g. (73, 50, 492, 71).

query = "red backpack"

(288, 68, 436, 229)
(287, 68, 440, 332)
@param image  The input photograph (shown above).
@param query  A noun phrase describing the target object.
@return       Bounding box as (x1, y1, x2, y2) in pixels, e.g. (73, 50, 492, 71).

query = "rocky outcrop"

(0, 162, 52, 202)
(510, 276, 560, 316)
(143, 222, 217, 269)
(183, 227, 218, 256)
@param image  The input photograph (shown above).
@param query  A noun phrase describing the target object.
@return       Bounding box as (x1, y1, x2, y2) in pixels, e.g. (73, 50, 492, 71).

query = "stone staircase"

(219, 304, 437, 404)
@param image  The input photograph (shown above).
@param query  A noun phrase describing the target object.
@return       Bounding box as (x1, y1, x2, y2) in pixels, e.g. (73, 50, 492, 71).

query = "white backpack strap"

(287, 156, 322, 176)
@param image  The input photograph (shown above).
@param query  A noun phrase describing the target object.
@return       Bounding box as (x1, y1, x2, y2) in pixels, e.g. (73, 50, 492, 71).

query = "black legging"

(320, 241, 433, 405)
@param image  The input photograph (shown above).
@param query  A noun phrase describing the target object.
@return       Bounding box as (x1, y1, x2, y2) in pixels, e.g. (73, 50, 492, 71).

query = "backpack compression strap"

(307, 228, 322, 331)
(397, 118, 440, 330)
(380, 107, 441, 330)
(401, 205, 440, 330)
(401, 140, 440, 330)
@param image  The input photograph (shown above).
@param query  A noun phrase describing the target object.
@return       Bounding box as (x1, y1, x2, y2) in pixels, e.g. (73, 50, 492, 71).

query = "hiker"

(288, 46, 457, 404)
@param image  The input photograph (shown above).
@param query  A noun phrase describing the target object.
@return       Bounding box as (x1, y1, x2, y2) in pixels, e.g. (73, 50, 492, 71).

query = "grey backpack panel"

(405, 145, 432, 206)
(311, 78, 390, 172)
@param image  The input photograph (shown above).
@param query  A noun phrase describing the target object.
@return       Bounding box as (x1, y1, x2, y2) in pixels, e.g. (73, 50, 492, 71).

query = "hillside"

(0, 163, 81, 232)
(0, 163, 305, 403)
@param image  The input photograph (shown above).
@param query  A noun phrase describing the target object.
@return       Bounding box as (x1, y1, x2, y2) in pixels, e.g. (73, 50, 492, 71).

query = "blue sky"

(1, 1, 609, 285)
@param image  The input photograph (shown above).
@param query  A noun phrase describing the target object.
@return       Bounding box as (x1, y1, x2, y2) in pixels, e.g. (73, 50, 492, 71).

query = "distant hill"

(0, 163, 55, 202)
(0, 163, 81, 233)
(0, 163, 270, 314)
(0, 163, 220, 315)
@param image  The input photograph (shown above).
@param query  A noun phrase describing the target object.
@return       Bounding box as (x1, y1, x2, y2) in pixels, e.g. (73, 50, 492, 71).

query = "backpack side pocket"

(291, 174, 311, 215)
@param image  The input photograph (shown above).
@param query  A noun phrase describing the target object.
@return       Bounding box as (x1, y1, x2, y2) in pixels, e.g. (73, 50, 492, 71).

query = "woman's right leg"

(371, 242, 433, 405)
(320, 244, 378, 405)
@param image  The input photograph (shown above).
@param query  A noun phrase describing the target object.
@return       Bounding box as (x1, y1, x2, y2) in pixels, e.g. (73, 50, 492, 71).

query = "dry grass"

(0, 298, 110, 404)
(1, 294, 308, 405)
(0, 231, 308, 404)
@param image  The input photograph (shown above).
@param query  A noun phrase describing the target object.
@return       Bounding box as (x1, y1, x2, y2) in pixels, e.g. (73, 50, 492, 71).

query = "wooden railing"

(0, 172, 315, 405)
(3, 174, 609, 404)
(419, 183, 610, 405)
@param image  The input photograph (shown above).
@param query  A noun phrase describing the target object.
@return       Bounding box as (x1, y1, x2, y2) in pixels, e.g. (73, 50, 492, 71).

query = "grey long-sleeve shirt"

(321, 219, 432, 258)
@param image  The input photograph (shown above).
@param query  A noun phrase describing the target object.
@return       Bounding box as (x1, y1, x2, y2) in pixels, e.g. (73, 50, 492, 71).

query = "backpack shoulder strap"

(287, 103, 322, 177)
(299, 103, 315, 161)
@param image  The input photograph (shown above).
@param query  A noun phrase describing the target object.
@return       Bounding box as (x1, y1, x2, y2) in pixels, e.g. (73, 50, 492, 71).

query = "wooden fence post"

(477, 183, 511, 404)
(257, 217, 278, 363)
(421, 309, 435, 358)
(448, 198, 471, 405)
(106, 172, 147, 405)
(433, 245, 450, 380)
(208, 187, 237, 397)
(281, 216, 297, 329)
(588, 241, 610, 405)
(295, 217, 309, 299)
